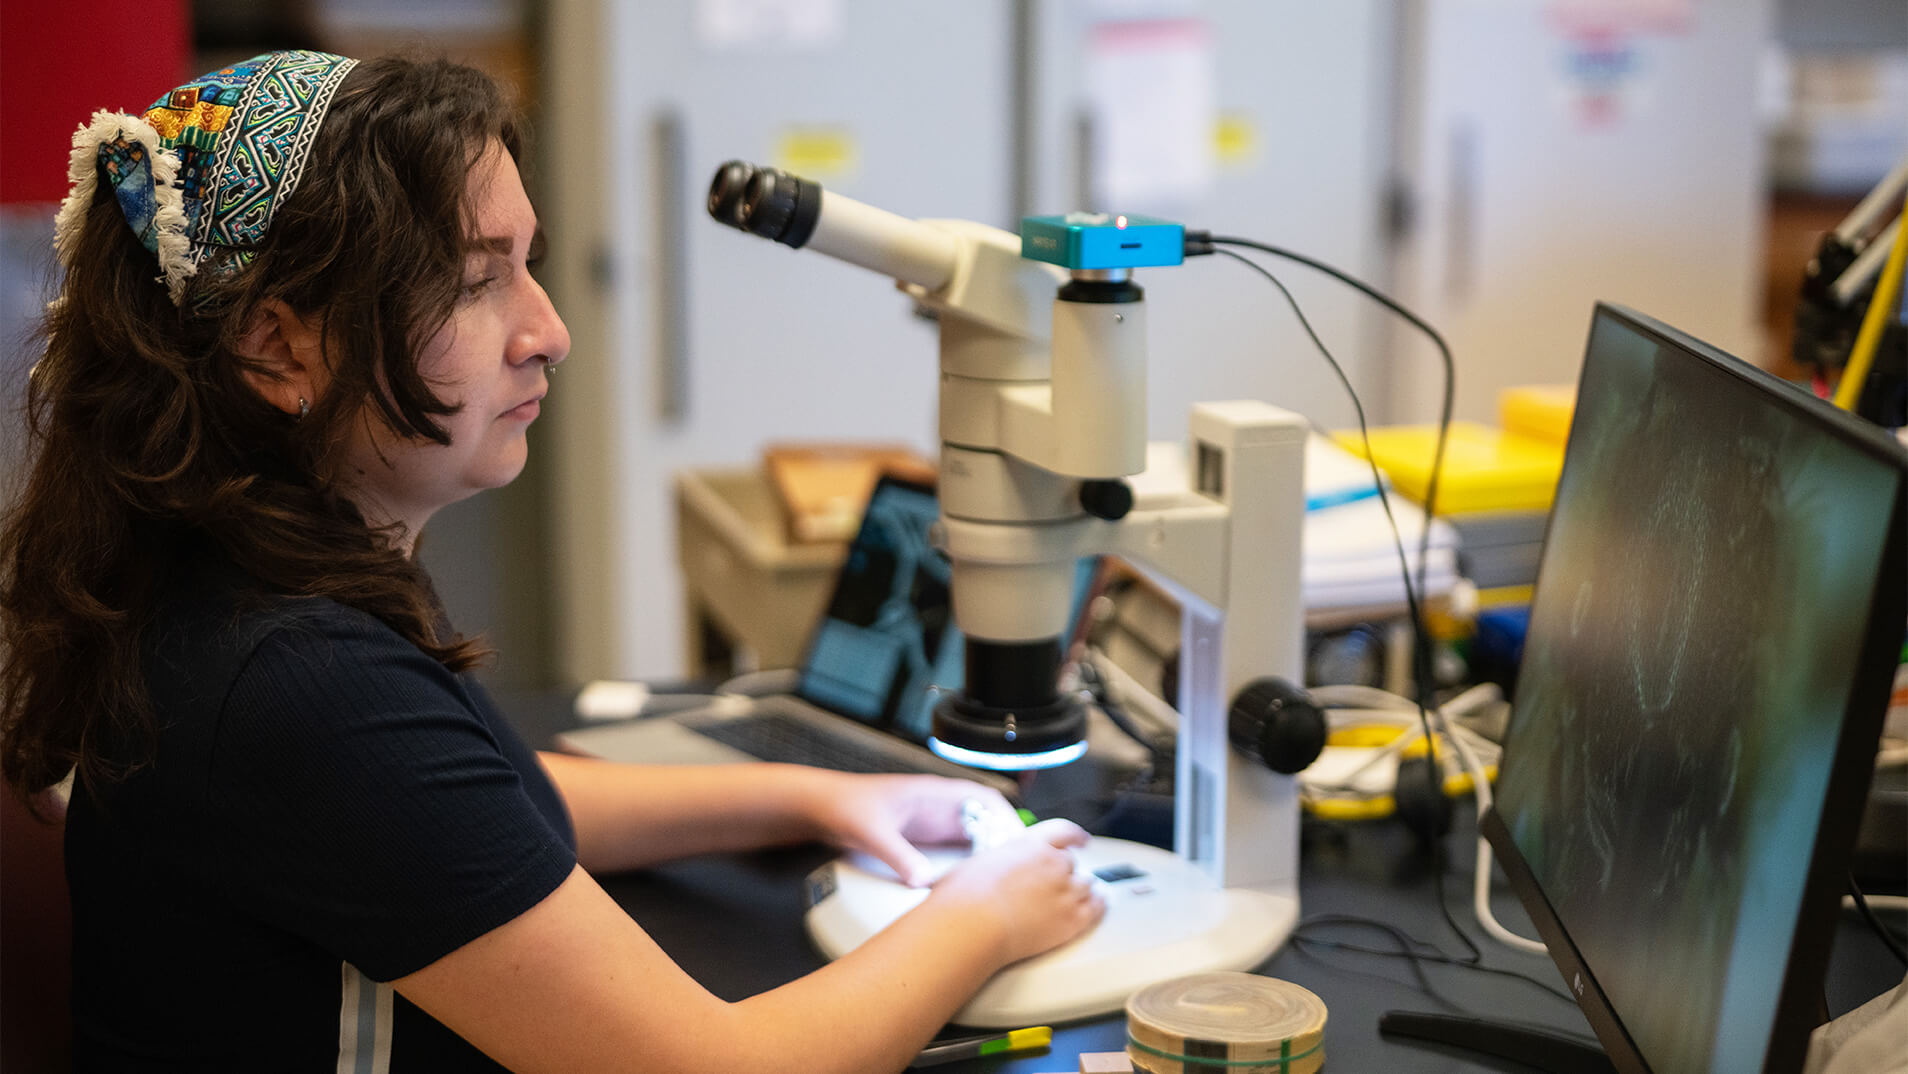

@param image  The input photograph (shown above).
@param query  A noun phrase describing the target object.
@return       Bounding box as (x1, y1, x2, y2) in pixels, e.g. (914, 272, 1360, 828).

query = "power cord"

(1849, 873, 1908, 966)
(1441, 705, 1551, 956)
(1075, 652, 1173, 760)
(1182, 232, 1490, 965)
(1305, 682, 1547, 956)
(1197, 246, 1443, 713)
(1186, 229, 1459, 683)
(1290, 913, 1574, 1008)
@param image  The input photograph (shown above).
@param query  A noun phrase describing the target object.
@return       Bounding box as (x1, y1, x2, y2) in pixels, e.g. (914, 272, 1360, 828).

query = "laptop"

(556, 475, 1096, 795)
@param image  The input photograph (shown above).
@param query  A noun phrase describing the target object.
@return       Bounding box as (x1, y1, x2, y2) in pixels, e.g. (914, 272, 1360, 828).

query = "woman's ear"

(235, 300, 329, 417)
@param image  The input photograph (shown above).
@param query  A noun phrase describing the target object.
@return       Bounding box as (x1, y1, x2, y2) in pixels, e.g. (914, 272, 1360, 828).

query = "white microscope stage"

(803, 835, 1297, 1028)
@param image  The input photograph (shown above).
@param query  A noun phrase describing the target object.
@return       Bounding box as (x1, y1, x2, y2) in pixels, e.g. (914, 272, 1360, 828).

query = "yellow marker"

(910, 1026, 1052, 1067)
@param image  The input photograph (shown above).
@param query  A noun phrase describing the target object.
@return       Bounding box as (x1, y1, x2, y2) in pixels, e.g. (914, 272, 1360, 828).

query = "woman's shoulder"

(156, 549, 382, 641)
(147, 551, 438, 712)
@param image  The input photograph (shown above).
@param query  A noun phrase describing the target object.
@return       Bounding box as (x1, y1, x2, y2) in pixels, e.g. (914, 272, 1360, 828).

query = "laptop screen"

(797, 475, 1096, 745)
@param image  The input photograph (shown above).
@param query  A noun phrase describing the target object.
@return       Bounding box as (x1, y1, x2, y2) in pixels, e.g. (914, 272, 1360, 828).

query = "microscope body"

(887, 209, 1307, 894)
(709, 168, 1308, 1023)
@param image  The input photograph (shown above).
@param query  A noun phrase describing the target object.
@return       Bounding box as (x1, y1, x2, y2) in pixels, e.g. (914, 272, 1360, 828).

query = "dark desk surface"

(497, 688, 1905, 1074)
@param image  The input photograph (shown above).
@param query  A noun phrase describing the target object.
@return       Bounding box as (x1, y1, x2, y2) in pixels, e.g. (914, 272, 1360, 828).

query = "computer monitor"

(1480, 304, 1907, 1073)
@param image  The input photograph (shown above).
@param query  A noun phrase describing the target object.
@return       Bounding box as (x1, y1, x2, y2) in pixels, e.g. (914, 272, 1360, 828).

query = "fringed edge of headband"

(53, 110, 197, 306)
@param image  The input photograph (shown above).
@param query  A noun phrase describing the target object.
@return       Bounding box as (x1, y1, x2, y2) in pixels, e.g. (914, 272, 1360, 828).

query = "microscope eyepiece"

(707, 161, 823, 249)
(705, 160, 959, 290)
(707, 160, 754, 228)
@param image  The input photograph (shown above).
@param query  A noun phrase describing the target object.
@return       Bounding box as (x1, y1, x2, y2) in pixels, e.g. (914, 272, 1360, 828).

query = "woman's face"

(337, 139, 569, 544)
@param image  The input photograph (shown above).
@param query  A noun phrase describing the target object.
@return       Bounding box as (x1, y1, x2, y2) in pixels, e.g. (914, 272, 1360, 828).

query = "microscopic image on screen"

(1493, 316, 1897, 1074)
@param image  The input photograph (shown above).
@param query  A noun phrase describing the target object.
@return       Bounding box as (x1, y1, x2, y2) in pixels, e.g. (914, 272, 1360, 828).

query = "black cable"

(1203, 249, 1431, 685)
(1293, 914, 1576, 1007)
(1076, 653, 1171, 759)
(1291, 916, 1464, 1012)
(1849, 873, 1908, 966)
(1200, 244, 1478, 964)
(1198, 232, 1458, 715)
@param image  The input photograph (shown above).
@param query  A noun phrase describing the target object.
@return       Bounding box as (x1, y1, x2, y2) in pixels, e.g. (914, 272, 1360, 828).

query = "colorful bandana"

(53, 50, 358, 305)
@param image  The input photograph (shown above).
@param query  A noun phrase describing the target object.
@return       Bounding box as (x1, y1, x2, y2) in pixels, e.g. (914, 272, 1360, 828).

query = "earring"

(297, 396, 309, 419)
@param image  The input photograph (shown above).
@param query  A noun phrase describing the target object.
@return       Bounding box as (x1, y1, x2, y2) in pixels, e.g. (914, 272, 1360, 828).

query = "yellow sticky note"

(774, 128, 857, 179)
(1213, 112, 1257, 166)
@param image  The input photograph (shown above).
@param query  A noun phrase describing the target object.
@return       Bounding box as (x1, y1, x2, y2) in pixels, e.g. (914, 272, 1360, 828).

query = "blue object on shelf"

(1472, 606, 1531, 695)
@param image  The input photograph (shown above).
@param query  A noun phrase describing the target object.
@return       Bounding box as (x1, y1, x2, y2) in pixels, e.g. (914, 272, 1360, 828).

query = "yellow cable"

(1834, 195, 1908, 411)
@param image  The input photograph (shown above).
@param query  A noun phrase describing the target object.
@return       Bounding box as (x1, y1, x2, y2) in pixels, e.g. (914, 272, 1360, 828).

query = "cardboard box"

(675, 468, 847, 678)
(763, 442, 936, 543)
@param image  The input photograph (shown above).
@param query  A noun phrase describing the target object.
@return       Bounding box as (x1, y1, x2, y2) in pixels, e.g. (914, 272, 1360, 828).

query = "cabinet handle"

(1074, 108, 1097, 212)
(653, 108, 689, 423)
(1446, 121, 1476, 306)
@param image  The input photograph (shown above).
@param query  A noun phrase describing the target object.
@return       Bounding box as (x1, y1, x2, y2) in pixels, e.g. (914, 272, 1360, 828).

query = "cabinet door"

(1387, 0, 1771, 425)
(1022, 0, 1397, 438)
(548, 0, 1016, 679)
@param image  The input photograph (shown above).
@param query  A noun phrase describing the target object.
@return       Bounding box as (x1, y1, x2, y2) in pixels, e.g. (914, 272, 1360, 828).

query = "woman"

(0, 51, 1102, 1072)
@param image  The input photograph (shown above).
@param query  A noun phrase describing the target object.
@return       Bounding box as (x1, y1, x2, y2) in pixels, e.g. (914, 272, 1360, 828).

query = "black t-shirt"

(66, 557, 578, 1071)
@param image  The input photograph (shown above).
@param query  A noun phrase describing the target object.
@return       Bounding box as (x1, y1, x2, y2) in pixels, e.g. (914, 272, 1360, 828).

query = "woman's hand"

(800, 773, 1020, 887)
(798, 772, 1105, 967)
(927, 818, 1105, 966)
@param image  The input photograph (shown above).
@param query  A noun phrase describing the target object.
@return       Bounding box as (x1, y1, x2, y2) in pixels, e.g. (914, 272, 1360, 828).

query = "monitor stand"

(1379, 1010, 1617, 1074)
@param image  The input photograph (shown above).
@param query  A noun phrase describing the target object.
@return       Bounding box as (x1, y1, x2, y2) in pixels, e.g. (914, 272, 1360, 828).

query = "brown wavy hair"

(1, 55, 521, 802)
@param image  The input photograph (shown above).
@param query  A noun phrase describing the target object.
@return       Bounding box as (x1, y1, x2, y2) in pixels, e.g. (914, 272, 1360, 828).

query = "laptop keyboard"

(693, 712, 933, 776)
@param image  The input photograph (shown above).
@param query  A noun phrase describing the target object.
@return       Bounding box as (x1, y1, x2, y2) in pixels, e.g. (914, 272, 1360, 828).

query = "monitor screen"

(1482, 304, 1907, 1074)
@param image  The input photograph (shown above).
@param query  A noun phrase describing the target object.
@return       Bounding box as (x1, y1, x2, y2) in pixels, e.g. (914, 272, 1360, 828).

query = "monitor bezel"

(1479, 302, 1908, 1074)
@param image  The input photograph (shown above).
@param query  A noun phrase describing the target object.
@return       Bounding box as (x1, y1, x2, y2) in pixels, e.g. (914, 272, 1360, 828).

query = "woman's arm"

(539, 751, 1011, 883)
(539, 752, 825, 873)
(396, 821, 1102, 1074)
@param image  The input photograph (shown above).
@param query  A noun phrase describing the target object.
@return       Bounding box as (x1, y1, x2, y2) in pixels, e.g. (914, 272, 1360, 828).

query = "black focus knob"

(1227, 677, 1327, 774)
(1079, 479, 1134, 521)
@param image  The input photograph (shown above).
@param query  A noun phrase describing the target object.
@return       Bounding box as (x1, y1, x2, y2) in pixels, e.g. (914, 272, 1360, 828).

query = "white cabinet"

(1385, 0, 1772, 424)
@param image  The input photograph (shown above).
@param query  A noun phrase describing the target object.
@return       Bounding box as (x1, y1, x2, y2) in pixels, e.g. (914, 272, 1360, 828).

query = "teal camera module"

(1021, 212, 1184, 271)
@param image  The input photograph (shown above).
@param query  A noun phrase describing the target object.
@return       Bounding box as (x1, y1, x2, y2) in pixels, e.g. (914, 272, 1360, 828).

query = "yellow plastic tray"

(1333, 422, 1564, 514)
(1499, 383, 1576, 447)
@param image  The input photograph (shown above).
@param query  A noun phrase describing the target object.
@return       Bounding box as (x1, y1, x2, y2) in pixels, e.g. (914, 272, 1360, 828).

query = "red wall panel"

(1, 1, 191, 204)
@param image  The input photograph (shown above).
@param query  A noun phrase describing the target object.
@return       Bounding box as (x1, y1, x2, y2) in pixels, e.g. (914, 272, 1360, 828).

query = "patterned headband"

(53, 50, 359, 306)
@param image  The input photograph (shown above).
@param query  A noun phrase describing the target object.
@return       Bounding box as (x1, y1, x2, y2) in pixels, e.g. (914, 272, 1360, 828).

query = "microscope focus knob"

(1227, 677, 1327, 775)
(1078, 479, 1134, 521)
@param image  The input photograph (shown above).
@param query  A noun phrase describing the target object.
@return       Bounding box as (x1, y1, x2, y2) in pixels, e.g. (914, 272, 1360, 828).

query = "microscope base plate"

(803, 835, 1298, 1027)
